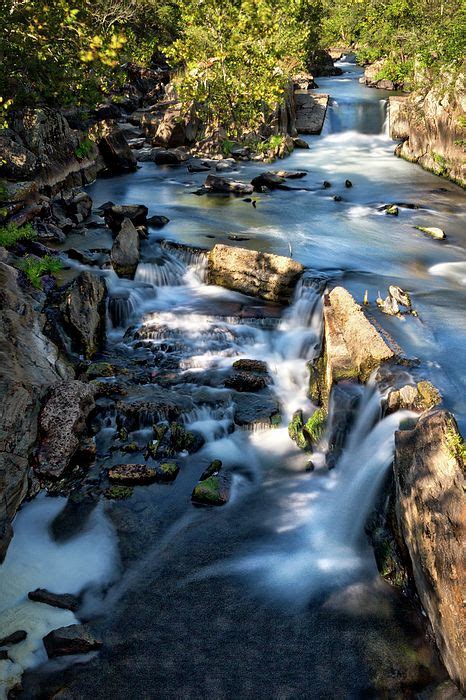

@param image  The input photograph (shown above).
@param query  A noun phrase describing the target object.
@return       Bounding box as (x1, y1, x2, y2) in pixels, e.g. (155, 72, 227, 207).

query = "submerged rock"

(35, 381, 95, 479)
(28, 588, 80, 611)
(155, 461, 180, 482)
(292, 137, 309, 149)
(233, 392, 281, 429)
(393, 410, 465, 690)
(0, 630, 27, 646)
(415, 226, 446, 240)
(204, 175, 254, 195)
(207, 244, 304, 303)
(200, 459, 222, 481)
(251, 172, 285, 191)
(43, 624, 102, 658)
(110, 218, 140, 279)
(224, 371, 269, 392)
(191, 474, 231, 506)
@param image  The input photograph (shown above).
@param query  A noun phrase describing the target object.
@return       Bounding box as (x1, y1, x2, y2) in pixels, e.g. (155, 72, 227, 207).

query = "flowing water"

(2, 60, 465, 698)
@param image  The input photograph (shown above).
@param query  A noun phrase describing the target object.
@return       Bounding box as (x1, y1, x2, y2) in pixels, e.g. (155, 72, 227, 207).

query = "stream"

(2, 59, 465, 698)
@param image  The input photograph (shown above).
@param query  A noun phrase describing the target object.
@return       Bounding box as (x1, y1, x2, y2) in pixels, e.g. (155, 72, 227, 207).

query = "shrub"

(19, 254, 63, 288)
(0, 222, 36, 247)
(74, 136, 94, 160)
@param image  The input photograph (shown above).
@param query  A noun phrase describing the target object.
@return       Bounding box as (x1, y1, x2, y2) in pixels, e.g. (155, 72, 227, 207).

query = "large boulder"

(0, 259, 70, 561)
(59, 271, 107, 359)
(154, 103, 200, 148)
(393, 410, 465, 691)
(294, 92, 329, 135)
(43, 624, 102, 658)
(316, 287, 395, 402)
(96, 122, 137, 173)
(110, 218, 140, 279)
(0, 128, 38, 180)
(208, 244, 303, 303)
(35, 381, 95, 479)
(104, 204, 148, 232)
(11, 107, 100, 190)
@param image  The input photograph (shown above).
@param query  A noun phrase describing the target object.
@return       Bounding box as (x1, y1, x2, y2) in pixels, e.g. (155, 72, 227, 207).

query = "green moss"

(18, 254, 63, 288)
(157, 461, 179, 480)
(74, 136, 94, 160)
(304, 407, 326, 443)
(153, 423, 168, 441)
(192, 475, 221, 504)
(105, 485, 133, 500)
(288, 410, 308, 450)
(385, 205, 399, 216)
(0, 222, 36, 248)
(446, 421, 466, 463)
(121, 442, 139, 453)
(270, 411, 282, 427)
(169, 422, 195, 453)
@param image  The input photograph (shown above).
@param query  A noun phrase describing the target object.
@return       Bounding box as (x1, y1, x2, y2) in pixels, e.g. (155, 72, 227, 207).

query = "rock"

(187, 158, 211, 173)
(11, 107, 99, 190)
(385, 380, 441, 414)
(293, 137, 309, 149)
(376, 294, 400, 316)
(293, 71, 318, 90)
(97, 123, 137, 173)
(361, 60, 398, 90)
(155, 461, 179, 482)
(323, 180, 331, 188)
(232, 359, 268, 373)
(385, 205, 399, 216)
(153, 148, 188, 165)
(200, 459, 222, 481)
(415, 226, 446, 240)
(215, 159, 236, 172)
(154, 104, 199, 148)
(43, 624, 102, 658)
(388, 285, 411, 309)
(233, 392, 281, 429)
(2, 180, 38, 204)
(393, 410, 465, 690)
(0, 650, 10, 660)
(104, 204, 148, 232)
(308, 50, 343, 77)
(251, 172, 285, 191)
(203, 175, 253, 195)
(59, 271, 107, 358)
(294, 92, 329, 135)
(108, 464, 157, 484)
(274, 170, 307, 179)
(0, 630, 27, 646)
(105, 485, 133, 500)
(389, 70, 465, 187)
(288, 407, 326, 451)
(207, 244, 304, 303)
(345, 179, 353, 188)
(146, 215, 170, 229)
(111, 218, 140, 279)
(0, 129, 38, 180)
(28, 588, 80, 611)
(59, 190, 93, 224)
(35, 381, 95, 479)
(0, 260, 71, 561)
(136, 147, 158, 162)
(191, 474, 231, 505)
(224, 371, 269, 392)
(320, 287, 395, 400)
(333, 195, 342, 202)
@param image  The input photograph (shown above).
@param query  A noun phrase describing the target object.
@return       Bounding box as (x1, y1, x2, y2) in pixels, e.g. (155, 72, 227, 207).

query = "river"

(2, 60, 465, 698)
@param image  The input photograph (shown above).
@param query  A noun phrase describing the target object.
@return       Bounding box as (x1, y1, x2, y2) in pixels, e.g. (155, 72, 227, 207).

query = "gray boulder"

(111, 218, 140, 279)
(59, 271, 107, 358)
(43, 624, 102, 658)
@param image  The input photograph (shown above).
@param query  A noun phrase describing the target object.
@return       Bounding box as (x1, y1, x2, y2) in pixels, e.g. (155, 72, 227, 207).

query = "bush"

(19, 254, 63, 288)
(74, 136, 94, 160)
(0, 222, 37, 247)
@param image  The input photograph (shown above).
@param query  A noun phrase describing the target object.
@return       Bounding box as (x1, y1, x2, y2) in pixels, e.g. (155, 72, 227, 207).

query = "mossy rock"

(121, 442, 139, 454)
(192, 474, 230, 505)
(169, 422, 204, 454)
(155, 461, 180, 482)
(288, 408, 326, 451)
(108, 464, 157, 484)
(200, 459, 222, 480)
(86, 362, 114, 379)
(105, 485, 134, 500)
(385, 205, 399, 216)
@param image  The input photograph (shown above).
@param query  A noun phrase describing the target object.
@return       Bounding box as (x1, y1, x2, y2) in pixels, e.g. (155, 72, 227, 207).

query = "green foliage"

(254, 134, 285, 154)
(321, 0, 465, 87)
(0, 222, 36, 247)
(19, 255, 63, 288)
(165, 0, 319, 136)
(74, 136, 94, 160)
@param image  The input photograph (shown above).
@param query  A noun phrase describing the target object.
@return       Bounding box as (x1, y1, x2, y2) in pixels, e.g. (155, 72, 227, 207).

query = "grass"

(19, 254, 63, 288)
(254, 134, 284, 155)
(0, 222, 37, 247)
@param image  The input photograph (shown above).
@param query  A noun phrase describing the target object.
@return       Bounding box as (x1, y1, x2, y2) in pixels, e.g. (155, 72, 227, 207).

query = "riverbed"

(3, 60, 465, 698)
